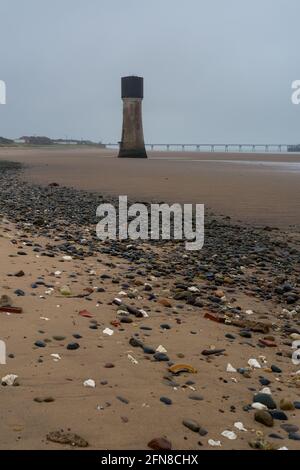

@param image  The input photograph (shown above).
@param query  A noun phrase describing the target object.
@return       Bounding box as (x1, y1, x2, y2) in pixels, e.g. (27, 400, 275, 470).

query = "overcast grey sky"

(0, 0, 299, 143)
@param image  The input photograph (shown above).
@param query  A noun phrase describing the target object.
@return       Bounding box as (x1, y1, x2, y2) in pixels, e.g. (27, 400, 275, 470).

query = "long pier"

(105, 143, 292, 153)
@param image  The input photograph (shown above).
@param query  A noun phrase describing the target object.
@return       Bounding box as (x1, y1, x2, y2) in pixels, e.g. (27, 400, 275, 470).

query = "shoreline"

(1, 147, 300, 229)
(0, 162, 299, 450)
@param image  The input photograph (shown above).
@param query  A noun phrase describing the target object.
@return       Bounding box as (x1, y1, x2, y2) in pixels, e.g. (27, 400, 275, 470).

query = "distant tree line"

(0, 136, 105, 147)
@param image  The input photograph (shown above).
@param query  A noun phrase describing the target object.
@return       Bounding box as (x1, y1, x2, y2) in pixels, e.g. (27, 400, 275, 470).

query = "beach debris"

(79, 309, 93, 318)
(204, 312, 225, 324)
(0, 306, 22, 314)
(208, 439, 221, 447)
(127, 354, 138, 365)
(169, 364, 197, 375)
(140, 309, 149, 318)
(83, 379, 96, 388)
(221, 430, 237, 440)
(103, 328, 114, 336)
(234, 422, 247, 432)
(0, 295, 22, 314)
(62, 256, 72, 261)
(0, 295, 13, 307)
(1, 374, 18, 386)
(204, 312, 270, 333)
(46, 431, 88, 447)
(51, 353, 61, 362)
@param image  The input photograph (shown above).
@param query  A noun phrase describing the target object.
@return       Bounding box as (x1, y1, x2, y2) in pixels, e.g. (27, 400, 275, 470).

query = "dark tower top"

(121, 76, 143, 99)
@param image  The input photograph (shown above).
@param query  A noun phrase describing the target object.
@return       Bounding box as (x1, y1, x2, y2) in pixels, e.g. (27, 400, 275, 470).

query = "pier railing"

(104, 143, 294, 153)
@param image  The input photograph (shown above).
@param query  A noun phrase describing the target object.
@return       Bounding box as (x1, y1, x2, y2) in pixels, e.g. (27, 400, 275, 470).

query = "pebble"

(148, 438, 172, 450)
(201, 348, 225, 356)
(143, 346, 155, 355)
(14, 289, 25, 296)
(34, 396, 55, 403)
(288, 432, 300, 441)
(280, 398, 295, 411)
(117, 396, 129, 404)
(253, 393, 277, 409)
(281, 424, 299, 433)
(254, 410, 274, 427)
(239, 330, 252, 338)
(182, 419, 200, 433)
(188, 394, 204, 401)
(34, 340, 46, 348)
(66, 342, 80, 350)
(153, 352, 170, 362)
(225, 334, 235, 340)
(160, 396, 172, 405)
(53, 335, 66, 341)
(271, 365, 282, 373)
(259, 377, 271, 386)
(160, 324, 171, 330)
(269, 410, 288, 421)
(269, 433, 283, 440)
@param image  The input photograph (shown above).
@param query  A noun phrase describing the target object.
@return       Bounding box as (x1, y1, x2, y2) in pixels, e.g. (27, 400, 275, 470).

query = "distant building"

(19, 136, 53, 145)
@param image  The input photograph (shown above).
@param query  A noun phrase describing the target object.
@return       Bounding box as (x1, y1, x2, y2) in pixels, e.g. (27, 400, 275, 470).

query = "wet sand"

(0, 147, 300, 228)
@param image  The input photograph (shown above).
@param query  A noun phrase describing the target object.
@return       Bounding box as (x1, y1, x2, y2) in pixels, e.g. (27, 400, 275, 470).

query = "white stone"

(248, 358, 261, 368)
(103, 328, 114, 336)
(83, 379, 96, 388)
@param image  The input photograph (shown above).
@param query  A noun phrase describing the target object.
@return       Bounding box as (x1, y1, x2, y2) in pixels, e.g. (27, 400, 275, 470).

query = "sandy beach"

(0, 156, 299, 450)
(0, 147, 300, 228)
